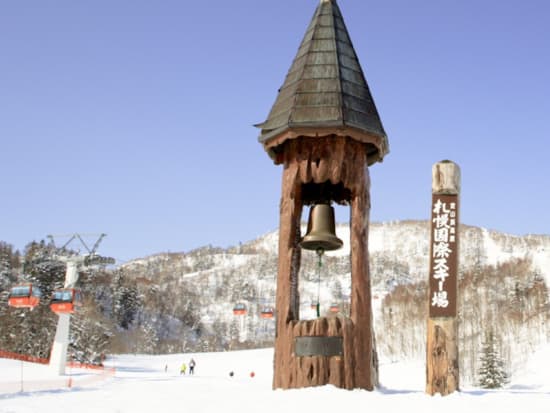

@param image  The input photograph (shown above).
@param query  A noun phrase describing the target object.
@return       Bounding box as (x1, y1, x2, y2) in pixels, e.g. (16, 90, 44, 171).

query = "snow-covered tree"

(0, 241, 19, 292)
(477, 330, 508, 389)
(135, 321, 159, 354)
(112, 271, 140, 330)
(69, 299, 114, 364)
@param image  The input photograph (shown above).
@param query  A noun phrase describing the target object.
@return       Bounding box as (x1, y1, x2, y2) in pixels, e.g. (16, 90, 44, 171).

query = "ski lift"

(310, 302, 319, 311)
(329, 303, 340, 313)
(50, 288, 83, 314)
(233, 303, 247, 316)
(260, 307, 274, 319)
(8, 283, 42, 309)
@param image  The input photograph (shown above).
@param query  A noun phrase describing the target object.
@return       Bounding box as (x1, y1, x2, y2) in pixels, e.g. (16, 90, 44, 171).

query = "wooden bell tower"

(257, 0, 389, 390)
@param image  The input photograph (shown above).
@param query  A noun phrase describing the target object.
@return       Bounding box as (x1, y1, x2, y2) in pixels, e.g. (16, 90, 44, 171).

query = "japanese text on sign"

(429, 195, 458, 317)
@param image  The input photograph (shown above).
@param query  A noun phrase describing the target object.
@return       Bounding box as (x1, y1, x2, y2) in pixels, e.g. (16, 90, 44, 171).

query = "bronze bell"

(300, 203, 343, 252)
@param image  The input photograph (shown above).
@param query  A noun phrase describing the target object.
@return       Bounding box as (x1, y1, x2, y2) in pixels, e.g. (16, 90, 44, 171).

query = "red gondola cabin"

(8, 283, 41, 309)
(329, 304, 340, 313)
(50, 288, 82, 314)
(233, 303, 247, 316)
(260, 307, 274, 319)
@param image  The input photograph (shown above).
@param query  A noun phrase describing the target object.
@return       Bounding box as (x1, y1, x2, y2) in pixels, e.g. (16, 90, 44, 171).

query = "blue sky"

(1, 0, 549, 263)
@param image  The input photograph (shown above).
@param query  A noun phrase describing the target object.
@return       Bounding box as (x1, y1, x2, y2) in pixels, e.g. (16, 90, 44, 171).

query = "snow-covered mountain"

(252, 220, 550, 285)
(124, 220, 550, 291)
(1, 220, 547, 384)
(118, 221, 550, 384)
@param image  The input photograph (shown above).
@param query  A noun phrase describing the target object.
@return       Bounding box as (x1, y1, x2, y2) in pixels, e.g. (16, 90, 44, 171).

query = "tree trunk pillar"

(273, 160, 302, 389)
(350, 166, 377, 389)
(272, 137, 378, 390)
(426, 160, 461, 396)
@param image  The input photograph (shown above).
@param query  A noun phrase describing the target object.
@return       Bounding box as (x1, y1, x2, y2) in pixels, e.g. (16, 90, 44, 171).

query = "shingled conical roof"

(257, 0, 388, 165)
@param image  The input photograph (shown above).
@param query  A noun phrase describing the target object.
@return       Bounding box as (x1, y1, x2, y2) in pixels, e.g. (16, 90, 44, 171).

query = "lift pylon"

(47, 233, 114, 375)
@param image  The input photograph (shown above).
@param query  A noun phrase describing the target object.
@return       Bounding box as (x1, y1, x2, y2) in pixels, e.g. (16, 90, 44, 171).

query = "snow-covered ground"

(1, 346, 549, 413)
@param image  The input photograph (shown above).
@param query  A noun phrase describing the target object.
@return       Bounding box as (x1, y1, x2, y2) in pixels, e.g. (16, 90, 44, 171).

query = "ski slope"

(1, 346, 549, 413)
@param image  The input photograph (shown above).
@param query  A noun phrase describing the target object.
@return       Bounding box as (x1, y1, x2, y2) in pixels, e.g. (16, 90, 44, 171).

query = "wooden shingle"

(257, 0, 389, 165)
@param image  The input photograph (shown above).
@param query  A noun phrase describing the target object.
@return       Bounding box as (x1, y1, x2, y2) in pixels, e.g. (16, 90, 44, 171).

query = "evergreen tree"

(23, 240, 66, 298)
(134, 321, 158, 354)
(0, 240, 62, 357)
(111, 269, 141, 330)
(0, 241, 18, 289)
(477, 330, 508, 389)
(70, 302, 114, 364)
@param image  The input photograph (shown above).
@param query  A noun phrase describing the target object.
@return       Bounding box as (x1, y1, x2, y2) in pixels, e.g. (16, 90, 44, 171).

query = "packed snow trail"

(1, 347, 549, 413)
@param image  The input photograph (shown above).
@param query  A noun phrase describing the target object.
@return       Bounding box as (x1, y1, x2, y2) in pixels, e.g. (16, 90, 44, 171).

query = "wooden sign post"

(426, 160, 460, 396)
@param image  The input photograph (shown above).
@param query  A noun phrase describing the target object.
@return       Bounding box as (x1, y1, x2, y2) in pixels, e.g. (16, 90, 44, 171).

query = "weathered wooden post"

(256, 0, 389, 390)
(426, 160, 461, 395)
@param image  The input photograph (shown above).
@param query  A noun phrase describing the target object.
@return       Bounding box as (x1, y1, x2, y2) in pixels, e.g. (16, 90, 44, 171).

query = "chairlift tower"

(48, 233, 114, 375)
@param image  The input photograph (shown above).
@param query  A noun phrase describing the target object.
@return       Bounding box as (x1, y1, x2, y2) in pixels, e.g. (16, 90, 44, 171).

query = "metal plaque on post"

(294, 336, 343, 357)
(428, 194, 459, 318)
